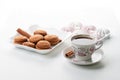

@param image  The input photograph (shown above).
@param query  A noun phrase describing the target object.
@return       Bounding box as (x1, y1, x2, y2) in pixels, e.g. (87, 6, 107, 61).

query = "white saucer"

(62, 47, 104, 65)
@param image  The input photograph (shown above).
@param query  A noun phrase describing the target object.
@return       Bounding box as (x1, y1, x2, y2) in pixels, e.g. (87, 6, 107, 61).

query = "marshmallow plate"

(11, 25, 71, 54)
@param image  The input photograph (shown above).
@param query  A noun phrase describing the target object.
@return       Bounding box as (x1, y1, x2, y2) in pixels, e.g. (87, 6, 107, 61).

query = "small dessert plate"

(11, 25, 72, 54)
(63, 47, 104, 65)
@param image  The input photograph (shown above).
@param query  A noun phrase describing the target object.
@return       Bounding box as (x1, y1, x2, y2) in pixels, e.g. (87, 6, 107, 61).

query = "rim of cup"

(71, 34, 98, 46)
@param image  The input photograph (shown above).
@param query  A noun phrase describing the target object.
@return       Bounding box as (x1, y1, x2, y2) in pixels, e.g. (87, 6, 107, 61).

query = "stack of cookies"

(14, 28, 61, 49)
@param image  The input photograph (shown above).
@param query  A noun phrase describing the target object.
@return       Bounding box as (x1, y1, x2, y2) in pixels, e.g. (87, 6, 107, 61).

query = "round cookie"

(36, 40, 51, 49)
(44, 34, 60, 45)
(44, 34, 58, 41)
(29, 35, 44, 43)
(14, 35, 28, 44)
(50, 39, 61, 46)
(34, 29, 47, 36)
(22, 42, 35, 48)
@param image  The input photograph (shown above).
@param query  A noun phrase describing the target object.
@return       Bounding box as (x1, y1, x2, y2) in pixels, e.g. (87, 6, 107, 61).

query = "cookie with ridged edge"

(14, 35, 28, 44)
(36, 40, 51, 49)
(29, 35, 44, 43)
(44, 34, 61, 46)
(22, 42, 35, 48)
(34, 29, 47, 36)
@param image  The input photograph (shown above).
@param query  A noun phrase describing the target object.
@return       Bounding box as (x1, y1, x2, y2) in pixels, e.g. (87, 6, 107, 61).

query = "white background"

(0, 0, 120, 80)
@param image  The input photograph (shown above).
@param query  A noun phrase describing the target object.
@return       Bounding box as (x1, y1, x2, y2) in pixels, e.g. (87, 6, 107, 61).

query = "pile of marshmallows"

(62, 22, 110, 41)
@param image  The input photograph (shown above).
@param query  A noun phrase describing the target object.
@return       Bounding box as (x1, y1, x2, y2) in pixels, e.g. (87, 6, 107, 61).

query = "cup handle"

(95, 41, 103, 50)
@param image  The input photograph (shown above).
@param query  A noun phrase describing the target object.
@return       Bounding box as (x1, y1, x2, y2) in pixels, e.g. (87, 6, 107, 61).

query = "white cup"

(71, 34, 103, 61)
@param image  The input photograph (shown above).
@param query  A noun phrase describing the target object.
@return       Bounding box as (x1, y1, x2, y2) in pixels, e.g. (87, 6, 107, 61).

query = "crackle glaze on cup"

(71, 34, 103, 61)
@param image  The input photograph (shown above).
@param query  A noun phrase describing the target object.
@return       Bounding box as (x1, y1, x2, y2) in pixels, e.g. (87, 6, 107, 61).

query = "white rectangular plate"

(11, 25, 72, 54)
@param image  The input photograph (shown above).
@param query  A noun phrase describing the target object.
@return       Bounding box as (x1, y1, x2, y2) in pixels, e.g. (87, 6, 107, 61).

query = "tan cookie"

(34, 29, 47, 36)
(44, 34, 61, 46)
(14, 36, 28, 44)
(50, 39, 61, 46)
(22, 42, 35, 48)
(29, 35, 44, 43)
(36, 40, 51, 49)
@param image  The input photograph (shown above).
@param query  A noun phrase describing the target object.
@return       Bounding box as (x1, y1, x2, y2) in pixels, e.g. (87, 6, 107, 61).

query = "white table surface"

(0, 0, 120, 80)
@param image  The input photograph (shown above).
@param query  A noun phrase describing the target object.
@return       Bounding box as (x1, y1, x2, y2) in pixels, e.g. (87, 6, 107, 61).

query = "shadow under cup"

(71, 34, 103, 61)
